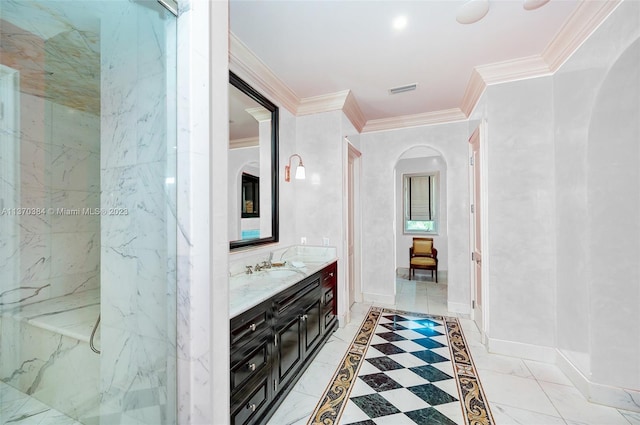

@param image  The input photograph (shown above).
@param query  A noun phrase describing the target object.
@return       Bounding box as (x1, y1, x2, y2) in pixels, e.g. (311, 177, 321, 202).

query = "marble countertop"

(230, 245, 337, 318)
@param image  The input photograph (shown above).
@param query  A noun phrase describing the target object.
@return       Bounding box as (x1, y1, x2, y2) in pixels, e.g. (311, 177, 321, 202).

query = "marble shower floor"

(0, 381, 82, 425)
(268, 276, 640, 425)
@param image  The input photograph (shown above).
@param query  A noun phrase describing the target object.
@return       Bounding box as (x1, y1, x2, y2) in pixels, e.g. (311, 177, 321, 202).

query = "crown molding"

(297, 90, 350, 116)
(362, 108, 467, 134)
(343, 91, 367, 133)
(246, 106, 271, 122)
(230, 137, 259, 149)
(229, 1, 620, 133)
(461, 68, 487, 117)
(229, 32, 299, 115)
(475, 55, 552, 85)
(542, 0, 621, 72)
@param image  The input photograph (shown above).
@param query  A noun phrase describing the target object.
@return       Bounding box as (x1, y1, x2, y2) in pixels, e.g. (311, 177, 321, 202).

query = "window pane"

(406, 220, 435, 232)
(404, 173, 438, 234)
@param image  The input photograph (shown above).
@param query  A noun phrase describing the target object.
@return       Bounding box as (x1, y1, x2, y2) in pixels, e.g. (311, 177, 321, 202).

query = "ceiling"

(1, 1, 101, 114)
(229, 0, 584, 125)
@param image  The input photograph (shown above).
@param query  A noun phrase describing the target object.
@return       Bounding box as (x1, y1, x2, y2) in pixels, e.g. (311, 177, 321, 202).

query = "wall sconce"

(285, 154, 306, 182)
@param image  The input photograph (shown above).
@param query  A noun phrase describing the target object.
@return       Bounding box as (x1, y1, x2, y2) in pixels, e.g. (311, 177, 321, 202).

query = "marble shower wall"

(99, 1, 177, 423)
(0, 6, 101, 309)
(0, 91, 100, 310)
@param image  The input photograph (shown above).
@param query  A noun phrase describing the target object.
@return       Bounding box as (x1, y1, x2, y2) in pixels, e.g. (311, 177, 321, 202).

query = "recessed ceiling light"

(456, 0, 490, 24)
(392, 15, 408, 31)
(523, 0, 550, 10)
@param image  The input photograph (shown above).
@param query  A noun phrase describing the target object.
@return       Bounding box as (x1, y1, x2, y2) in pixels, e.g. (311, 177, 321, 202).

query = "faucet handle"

(245, 265, 253, 274)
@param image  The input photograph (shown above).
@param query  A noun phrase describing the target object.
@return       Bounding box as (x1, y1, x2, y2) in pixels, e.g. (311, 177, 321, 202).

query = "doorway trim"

(469, 120, 490, 340)
(344, 138, 362, 325)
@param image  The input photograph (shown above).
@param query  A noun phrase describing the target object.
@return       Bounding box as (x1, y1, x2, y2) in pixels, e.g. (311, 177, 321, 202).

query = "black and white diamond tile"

(309, 308, 494, 425)
(341, 313, 464, 425)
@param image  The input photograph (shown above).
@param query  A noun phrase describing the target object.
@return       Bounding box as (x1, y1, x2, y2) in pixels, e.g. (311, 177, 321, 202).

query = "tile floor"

(268, 274, 640, 425)
(326, 311, 471, 425)
(0, 380, 82, 425)
(3, 274, 640, 424)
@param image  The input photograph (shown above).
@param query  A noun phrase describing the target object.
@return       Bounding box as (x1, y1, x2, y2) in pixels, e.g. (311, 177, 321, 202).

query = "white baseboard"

(487, 337, 556, 363)
(362, 292, 395, 305)
(556, 350, 640, 413)
(338, 312, 349, 327)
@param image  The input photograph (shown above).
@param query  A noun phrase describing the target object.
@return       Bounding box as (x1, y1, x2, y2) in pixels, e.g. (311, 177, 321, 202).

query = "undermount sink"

(262, 268, 301, 279)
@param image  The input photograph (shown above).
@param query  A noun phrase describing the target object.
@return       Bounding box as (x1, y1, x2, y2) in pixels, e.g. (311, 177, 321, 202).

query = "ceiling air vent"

(389, 83, 417, 95)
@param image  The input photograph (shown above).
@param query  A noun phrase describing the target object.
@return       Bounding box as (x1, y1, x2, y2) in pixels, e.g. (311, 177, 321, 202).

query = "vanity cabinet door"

(273, 275, 321, 391)
(274, 311, 302, 389)
(303, 297, 322, 354)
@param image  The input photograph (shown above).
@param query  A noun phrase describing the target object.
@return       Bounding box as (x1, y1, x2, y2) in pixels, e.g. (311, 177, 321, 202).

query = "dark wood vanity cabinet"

(230, 262, 338, 425)
(230, 300, 273, 425)
(273, 275, 323, 391)
(322, 262, 337, 331)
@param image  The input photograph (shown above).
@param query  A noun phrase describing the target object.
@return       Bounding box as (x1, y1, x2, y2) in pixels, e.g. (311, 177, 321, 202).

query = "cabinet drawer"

(324, 308, 336, 329)
(322, 263, 337, 284)
(231, 336, 270, 393)
(274, 278, 320, 315)
(323, 287, 334, 306)
(231, 302, 270, 348)
(231, 372, 269, 425)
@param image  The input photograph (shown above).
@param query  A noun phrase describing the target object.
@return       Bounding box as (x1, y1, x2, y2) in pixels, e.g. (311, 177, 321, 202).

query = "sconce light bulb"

(295, 165, 306, 180)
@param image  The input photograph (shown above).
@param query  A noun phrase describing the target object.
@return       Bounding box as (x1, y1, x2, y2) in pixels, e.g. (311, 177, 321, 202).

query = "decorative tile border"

(307, 306, 494, 425)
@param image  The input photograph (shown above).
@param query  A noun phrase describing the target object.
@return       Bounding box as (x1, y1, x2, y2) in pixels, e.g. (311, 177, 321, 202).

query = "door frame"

(344, 139, 362, 325)
(469, 120, 490, 340)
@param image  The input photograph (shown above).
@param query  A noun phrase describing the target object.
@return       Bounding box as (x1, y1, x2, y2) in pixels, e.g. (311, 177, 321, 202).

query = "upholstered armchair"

(409, 237, 438, 282)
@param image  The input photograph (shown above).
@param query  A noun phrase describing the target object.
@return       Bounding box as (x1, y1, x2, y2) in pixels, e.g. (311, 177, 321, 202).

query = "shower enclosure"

(0, 1, 177, 423)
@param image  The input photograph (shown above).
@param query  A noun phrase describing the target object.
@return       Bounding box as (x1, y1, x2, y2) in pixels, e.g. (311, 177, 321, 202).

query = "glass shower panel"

(0, 1, 177, 424)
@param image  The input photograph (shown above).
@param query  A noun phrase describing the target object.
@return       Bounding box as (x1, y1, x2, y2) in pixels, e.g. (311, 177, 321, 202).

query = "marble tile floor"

(0, 380, 82, 425)
(3, 274, 640, 425)
(268, 275, 640, 425)
(0, 380, 163, 425)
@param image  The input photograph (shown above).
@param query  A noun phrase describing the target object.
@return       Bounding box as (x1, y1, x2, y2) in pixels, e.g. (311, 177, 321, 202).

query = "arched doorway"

(394, 146, 449, 315)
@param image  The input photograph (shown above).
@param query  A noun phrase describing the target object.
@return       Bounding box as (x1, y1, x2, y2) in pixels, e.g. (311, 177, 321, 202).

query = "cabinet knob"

(247, 403, 256, 412)
(300, 314, 308, 321)
(249, 323, 256, 332)
(329, 272, 334, 277)
(247, 363, 256, 371)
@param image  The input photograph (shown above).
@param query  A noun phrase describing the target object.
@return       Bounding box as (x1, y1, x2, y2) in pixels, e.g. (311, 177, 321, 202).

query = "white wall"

(466, 0, 640, 410)
(360, 121, 470, 311)
(395, 156, 448, 273)
(484, 76, 557, 349)
(554, 0, 640, 405)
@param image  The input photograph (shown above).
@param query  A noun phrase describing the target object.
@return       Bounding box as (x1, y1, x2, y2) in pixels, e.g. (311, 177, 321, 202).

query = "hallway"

(268, 276, 640, 425)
